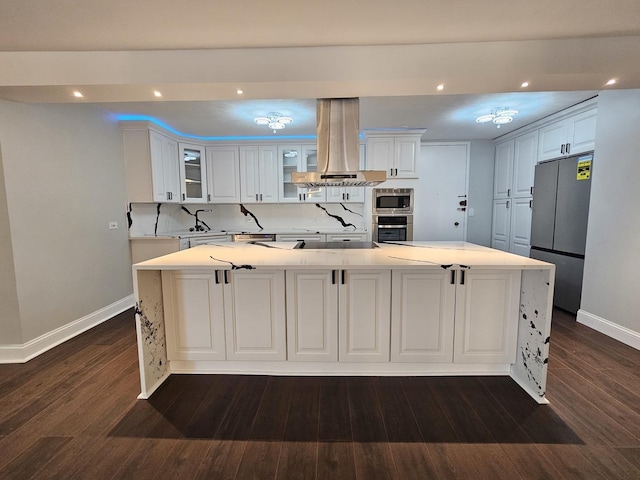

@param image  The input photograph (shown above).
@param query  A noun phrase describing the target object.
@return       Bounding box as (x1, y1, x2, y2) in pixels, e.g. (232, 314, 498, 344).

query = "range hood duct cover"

(292, 98, 386, 187)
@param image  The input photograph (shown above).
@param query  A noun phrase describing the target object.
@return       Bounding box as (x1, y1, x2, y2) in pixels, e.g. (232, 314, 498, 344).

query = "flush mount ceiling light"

(253, 112, 293, 133)
(475, 106, 519, 128)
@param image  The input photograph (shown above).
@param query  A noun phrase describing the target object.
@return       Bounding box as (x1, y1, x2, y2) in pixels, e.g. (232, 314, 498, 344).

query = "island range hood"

(292, 98, 386, 187)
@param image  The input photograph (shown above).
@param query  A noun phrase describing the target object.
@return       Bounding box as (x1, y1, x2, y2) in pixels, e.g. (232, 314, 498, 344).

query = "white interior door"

(415, 143, 469, 241)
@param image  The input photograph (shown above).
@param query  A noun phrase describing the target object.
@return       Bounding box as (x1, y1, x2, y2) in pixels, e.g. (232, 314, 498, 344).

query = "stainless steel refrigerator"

(530, 152, 593, 314)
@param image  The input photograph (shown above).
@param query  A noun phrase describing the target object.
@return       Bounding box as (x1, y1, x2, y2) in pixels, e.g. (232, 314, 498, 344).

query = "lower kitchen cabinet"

(162, 271, 226, 361)
(391, 268, 520, 364)
(286, 270, 338, 361)
(162, 269, 286, 362)
(339, 269, 391, 362)
(287, 269, 391, 362)
(390, 270, 455, 362)
(453, 269, 521, 364)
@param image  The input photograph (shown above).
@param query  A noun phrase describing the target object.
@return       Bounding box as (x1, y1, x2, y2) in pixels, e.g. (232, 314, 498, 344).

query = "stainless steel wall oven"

(372, 188, 414, 242)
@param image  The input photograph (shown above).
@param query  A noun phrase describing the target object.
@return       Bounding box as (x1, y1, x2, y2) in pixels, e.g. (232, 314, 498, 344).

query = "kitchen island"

(133, 242, 555, 403)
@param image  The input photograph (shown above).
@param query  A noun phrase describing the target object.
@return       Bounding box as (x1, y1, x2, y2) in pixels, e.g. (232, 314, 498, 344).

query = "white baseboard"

(577, 309, 640, 351)
(0, 295, 135, 364)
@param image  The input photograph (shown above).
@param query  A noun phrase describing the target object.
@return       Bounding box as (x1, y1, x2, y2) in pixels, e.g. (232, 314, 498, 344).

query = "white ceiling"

(1, 0, 639, 140)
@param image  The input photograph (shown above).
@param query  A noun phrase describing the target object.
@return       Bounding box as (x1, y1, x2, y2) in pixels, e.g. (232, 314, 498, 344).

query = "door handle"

(561, 144, 565, 155)
(450, 270, 456, 284)
(566, 143, 570, 154)
(530, 200, 533, 208)
(331, 270, 336, 285)
(224, 270, 229, 284)
(260, 193, 263, 202)
(208, 194, 211, 202)
(346, 193, 350, 200)
(460, 270, 466, 285)
(341, 270, 346, 284)
(256, 193, 259, 201)
(506, 200, 510, 209)
(214, 270, 220, 284)
(182, 193, 185, 201)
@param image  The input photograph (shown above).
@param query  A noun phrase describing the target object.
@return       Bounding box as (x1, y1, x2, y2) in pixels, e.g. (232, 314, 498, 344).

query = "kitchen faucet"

(193, 209, 212, 231)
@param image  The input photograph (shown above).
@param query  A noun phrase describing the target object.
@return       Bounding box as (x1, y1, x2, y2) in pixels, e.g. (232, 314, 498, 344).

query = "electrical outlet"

(109, 222, 118, 230)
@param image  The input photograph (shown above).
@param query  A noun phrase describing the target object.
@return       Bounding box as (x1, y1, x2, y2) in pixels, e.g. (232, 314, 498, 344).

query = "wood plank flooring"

(1, 307, 640, 479)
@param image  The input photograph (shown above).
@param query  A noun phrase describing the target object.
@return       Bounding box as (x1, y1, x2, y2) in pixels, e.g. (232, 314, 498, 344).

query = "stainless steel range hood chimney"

(292, 98, 386, 187)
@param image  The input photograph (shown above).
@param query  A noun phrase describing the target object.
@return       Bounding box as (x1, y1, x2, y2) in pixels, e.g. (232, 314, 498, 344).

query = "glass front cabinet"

(278, 145, 326, 203)
(179, 143, 208, 203)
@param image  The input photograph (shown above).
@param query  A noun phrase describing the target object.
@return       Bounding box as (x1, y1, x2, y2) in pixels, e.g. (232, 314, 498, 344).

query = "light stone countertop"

(133, 241, 554, 271)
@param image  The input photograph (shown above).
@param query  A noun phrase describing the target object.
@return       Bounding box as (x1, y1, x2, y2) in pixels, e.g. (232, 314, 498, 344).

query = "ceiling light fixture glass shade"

(254, 112, 293, 133)
(475, 106, 519, 128)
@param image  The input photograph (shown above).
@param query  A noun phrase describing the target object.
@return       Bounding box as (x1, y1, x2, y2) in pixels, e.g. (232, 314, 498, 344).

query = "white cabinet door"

(366, 137, 394, 174)
(278, 145, 303, 203)
(179, 143, 207, 203)
(453, 269, 521, 364)
(162, 271, 226, 361)
(510, 197, 533, 257)
(224, 270, 286, 361)
(150, 130, 180, 203)
(239, 146, 260, 203)
(568, 108, 597, 155)
(493, 140, 514, 198)
(286, 270, 338, 362)
(239, 146, 279, 203)
(258, 146, 279, 203)
(513, 131, 538, 198)
(491, 199, 511, 252)
(206, 146, 240, 203)
(538, 119, 570, 162)
(390, 270, 455, 362)
(339, 269, 391, 362)
(394, 136, 420, 178)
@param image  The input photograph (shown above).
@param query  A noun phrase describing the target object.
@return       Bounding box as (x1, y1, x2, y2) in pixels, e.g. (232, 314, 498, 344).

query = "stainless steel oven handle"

(376, 225, 408, 229)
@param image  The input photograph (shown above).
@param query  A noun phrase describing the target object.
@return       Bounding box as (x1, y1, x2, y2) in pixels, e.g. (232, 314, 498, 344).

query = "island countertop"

(133, 241, 553, 271)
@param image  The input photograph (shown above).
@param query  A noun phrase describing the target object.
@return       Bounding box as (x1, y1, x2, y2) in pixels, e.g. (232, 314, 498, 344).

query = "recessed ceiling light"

(72, 91, 83, 98)
(236, 89, 244, 95)
(521, 81, 529, 88)
(606, 78, 617, 86)
(153, 90, 162, 97)
(437, 84, 445, 91)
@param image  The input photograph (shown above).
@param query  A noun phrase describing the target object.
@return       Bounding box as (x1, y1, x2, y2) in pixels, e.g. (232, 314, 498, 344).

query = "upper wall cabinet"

(494, 131, 538, 199)
(278, 145, 326, 203)
(239, 146, 279, 203)
(179, 143, 208, 204)
(206, 146, 241, 203)
(366, 133, 423, 179)
(538, 108, 597, 162)
(123, 126, 180, 203)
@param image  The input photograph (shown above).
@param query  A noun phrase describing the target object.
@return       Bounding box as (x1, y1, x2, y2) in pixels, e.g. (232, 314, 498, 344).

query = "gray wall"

(581, 90, 640, 335)
(0, 146, 22, 344)
(0, 101, 132, 343)
(467, 140, 495, 246)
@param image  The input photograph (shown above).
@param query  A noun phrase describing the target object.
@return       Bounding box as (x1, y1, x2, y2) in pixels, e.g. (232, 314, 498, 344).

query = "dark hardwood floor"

(1, 308, 640, 479)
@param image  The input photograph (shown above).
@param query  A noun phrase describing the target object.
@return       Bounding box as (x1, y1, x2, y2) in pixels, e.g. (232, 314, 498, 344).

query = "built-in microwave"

(373, 188, 414, 214)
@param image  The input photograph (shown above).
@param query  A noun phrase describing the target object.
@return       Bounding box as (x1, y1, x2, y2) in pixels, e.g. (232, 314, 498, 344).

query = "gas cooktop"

(293, 241, 379, 250)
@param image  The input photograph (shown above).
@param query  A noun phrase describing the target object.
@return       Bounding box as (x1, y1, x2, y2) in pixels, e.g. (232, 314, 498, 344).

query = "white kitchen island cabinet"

(133, 242, 555, 404)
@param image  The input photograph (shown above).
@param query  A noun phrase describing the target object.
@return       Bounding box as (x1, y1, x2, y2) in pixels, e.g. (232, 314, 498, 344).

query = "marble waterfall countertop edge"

(132, 241, 555, 271)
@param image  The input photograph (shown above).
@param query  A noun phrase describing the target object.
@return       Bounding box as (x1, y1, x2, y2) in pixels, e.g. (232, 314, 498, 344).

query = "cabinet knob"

(454, 222, 460, 227)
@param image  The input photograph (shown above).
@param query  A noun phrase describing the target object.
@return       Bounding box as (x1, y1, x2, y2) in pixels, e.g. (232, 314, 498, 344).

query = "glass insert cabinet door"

(179, 143, 208, 203)
(278, 145, 326, 203)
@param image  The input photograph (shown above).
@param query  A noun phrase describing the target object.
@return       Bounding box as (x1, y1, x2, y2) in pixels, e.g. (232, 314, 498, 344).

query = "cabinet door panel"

(491, 199, 511, 251)
(339, 270, 391, 362)
(224, 270, 286, 360)
(179, 143, 207, 203)
(391, 270, 455, 362)
(286, 270, 338, 361)
(493, 140, 514, 198)
(395, 137, 419, 178)
(454, 270, 520, 364)
(366, 137, 394, 173)
(239, 146, 260, 203)
(162, 271, 225, 361)
(259, 146, 279, 202)
(538, 119, 569, 161)
(206, 146, 240, 203)
(510, 197, 533, 257)
(568, 109, 597, 155)
(513, 132, 538, 197)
